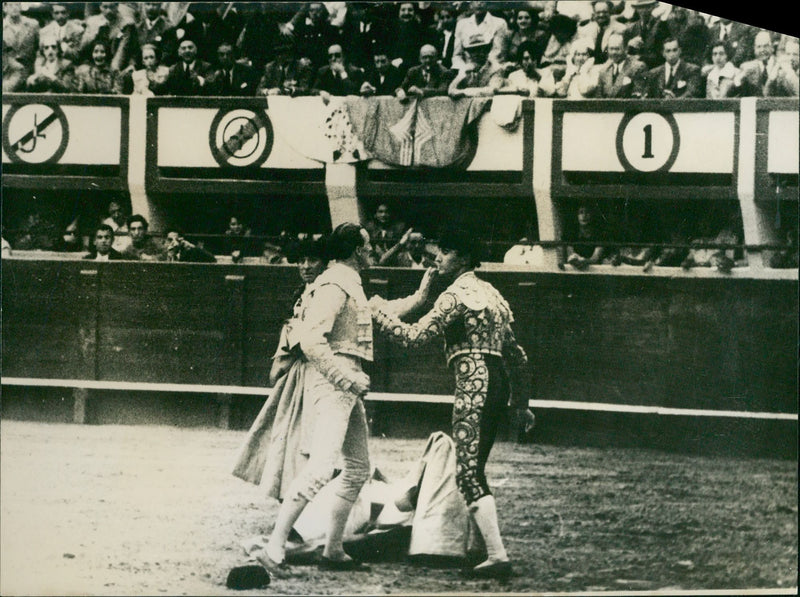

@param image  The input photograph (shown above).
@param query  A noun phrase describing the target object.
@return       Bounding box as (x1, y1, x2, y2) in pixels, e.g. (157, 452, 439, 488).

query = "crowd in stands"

(4, 1, 798, 98)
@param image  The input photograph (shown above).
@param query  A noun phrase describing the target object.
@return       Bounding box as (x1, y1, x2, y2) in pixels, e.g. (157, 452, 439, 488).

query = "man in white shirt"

(451, 1, 509, 71)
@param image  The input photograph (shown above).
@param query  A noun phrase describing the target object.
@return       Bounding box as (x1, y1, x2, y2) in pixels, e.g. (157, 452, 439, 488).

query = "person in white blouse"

(704, 41, 740, 98)
(555, 38, 600, 98)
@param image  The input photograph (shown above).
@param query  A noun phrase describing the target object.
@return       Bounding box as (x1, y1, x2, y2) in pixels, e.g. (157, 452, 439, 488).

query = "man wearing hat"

(623, 0, 671, 69)
(162, 34, 213, 95)
(451, 1, 510, 71)
(448, 33, 504, 98)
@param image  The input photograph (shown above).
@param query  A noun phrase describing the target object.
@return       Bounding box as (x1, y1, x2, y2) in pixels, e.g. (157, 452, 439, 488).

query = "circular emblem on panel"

(2, 103, 69, 164)
(208, 107, 273, 168)
(615, 111, 680, 173)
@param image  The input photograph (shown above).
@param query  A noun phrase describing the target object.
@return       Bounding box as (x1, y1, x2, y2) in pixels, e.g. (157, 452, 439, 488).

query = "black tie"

(595, 25, 605, 60)
(666, 65, 674, 89)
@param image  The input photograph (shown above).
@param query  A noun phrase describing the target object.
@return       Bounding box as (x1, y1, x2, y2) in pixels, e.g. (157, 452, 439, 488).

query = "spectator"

(75, 40, 124, 94)
(101, 200, 131, 252)
(163, 229, 216, 263)
(123, 43, 169, 95)
(292, 2, 341, 73)
(430, 3, 457, 69)
(57, 218, 84, 253)
(207, 42, 257, 96)
(261, 241, 289, 265)
(256, 39, 298, 95)
(507, 7, 539, 66)
(363, 202, 406, 263)
(386, 2, 432, 76)
(448, 34, 506, 98)
(645, 37, 703, 98)
(224, 215, 256, 263)
(500, 40, 556, 97)
(564, 202, 607, 270)
(200, 2, 246, 66)
(681, 210, 743, 274)
(451, 1, 509, 72)
(765, 38, 799, 97)
(704, 41, 740, 99)
(397, 44, 455, 100)
(623, 0, 670, 69)
(2, 39, 29, 92)
(597, 31, 647, 98)
(38, 3, 85, 63)
(664, 6, 709, 68)
(158, 6, 207, 67)
(555, 39, 600, 98)
(533, 13, 578, 81)
(236, 3, 287, 74)
(121, 215, 164, 261)
(312, 44, 365, 98)
(3, 2, 40, 70)
(379, 228, 435, 268)
(84, 224, 124, 261)
(736, 30, 780, 97)
(12, 210, 60, 251)
(134, 2, 170, 53)
(577, 0, 626, 64)
(707, 18, 755, 67)
(79, 1, 138, 72)
(26, 34, 77, 93)
(768, 227, 799, 269)
(360, 51, 404, 96)
(161, 36, 213, 96)
(340, 1, 388, 70)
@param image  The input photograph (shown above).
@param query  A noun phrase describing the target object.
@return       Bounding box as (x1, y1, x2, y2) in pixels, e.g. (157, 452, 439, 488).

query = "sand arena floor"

(0, 419, 796, 596)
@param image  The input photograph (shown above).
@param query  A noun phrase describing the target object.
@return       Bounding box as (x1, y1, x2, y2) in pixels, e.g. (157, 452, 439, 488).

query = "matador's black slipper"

(225, 564, 271, 589)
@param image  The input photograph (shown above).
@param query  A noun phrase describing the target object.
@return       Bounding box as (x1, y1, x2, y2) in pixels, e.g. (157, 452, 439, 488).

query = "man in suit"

(79, 1, 138, 72)
(578, 0, 627, 65)
(736, 30, 780, 97)
(312, 44, 365, 98)
(3, 2, 40, 70)
(134, 2, 170, 51)
(162, 36, 213, 96)
(83, 225, 125, 261)
(707, 18, 755, 67)
(645, 37, 702, 98)
(431, 4, 457, 69)
(397, 44, 455, 100)
(39, 3, 85, 63)
(765, 38, 799, 97)
(623, 0, 670, 69)
(360, 51, 404, 96)
(340, 1, 388, 70)
(208, 42, 256, 96)
(598, 32, 647, 98)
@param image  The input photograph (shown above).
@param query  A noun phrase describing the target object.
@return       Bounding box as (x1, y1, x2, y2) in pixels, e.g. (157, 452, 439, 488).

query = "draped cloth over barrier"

(344, 96, 492, 168)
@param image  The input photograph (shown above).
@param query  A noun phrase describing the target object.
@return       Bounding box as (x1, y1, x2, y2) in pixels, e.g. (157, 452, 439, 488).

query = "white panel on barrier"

(561, 110, 735, 174)
(1, 103, 121, 165)
(561, 112, 624, 172)
(156, 105, 322, 169)
(669, 112, 735, 173)
(768, 111, 799, 174)
(59, 106, 121, 165)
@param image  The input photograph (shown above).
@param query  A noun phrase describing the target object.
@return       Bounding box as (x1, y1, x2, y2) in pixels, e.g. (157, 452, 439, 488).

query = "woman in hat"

(232, 236, 329, 501)
(370, 227, 535, 579)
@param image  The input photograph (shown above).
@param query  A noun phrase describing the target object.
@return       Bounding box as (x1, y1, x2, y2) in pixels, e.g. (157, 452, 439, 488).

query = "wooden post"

(73, 387, 89, 424)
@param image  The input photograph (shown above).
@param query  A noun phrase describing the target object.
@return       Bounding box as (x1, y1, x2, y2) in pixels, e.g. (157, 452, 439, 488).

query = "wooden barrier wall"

(3, 259, 796, 416)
